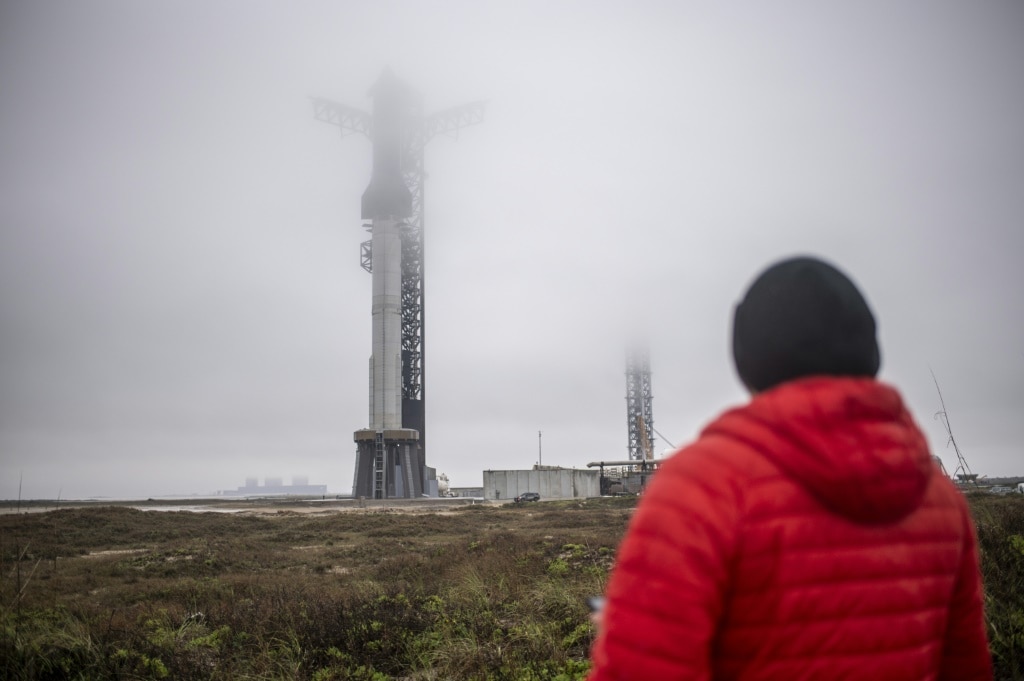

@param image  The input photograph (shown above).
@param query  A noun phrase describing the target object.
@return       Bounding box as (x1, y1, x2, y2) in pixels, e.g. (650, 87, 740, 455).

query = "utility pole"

(931, 370, 976, 486)
(538, 430, 542, 467)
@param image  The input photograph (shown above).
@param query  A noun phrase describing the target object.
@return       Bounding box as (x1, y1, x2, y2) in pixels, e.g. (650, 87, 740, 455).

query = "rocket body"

(363, 68, 413, 432)
(351, 68, 426, 500)
(369, 216, 403, 430)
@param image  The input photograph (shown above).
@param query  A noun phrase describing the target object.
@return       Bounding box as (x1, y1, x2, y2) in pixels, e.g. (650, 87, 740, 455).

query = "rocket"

(323, 68, 480, 498)
(362, 69, 413, 220)
(363, 69, 413, 431)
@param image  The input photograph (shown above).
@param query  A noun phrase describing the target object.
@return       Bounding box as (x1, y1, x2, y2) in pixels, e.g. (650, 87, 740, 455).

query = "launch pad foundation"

(352, 429, 429, 499)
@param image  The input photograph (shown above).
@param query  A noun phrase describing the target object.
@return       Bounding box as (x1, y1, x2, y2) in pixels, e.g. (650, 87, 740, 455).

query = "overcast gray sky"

(1, 0, 1021, 499)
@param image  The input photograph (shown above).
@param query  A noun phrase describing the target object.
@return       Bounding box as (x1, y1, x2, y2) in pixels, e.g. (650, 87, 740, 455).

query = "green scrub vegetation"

(0, 493, 1020, 680)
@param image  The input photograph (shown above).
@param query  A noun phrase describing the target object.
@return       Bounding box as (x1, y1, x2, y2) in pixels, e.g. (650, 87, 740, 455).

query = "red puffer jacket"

(588, 377, 990, 681)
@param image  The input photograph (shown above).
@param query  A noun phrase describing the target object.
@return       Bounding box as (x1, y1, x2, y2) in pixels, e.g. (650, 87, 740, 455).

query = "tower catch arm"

(423, 101, 486, 142)
(311, 97, 373, 138)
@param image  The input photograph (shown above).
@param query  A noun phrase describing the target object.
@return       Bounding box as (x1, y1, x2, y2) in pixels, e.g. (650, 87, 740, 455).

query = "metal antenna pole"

(931, 369, 976, 485)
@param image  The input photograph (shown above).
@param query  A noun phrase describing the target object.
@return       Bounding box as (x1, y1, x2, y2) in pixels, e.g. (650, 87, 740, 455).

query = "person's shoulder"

(917, 471, 976, 530)
(647, 426, 773, 512)
(661, 411, 776, 482)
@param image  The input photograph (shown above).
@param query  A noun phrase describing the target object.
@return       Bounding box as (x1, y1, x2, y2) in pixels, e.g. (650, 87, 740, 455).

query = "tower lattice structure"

(626, 349, 655, 461)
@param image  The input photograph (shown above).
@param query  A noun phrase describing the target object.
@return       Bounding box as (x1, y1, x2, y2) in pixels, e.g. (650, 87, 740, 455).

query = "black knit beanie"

(732, 256, 880, 392)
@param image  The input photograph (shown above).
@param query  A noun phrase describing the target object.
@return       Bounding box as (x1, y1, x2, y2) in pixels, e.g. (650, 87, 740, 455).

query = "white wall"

(482, 469, 601, 500)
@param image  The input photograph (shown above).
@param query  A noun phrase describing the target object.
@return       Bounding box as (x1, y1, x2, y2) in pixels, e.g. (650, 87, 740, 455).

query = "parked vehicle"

(988, 486, 1015, 495)
(514, 492, 540, 503)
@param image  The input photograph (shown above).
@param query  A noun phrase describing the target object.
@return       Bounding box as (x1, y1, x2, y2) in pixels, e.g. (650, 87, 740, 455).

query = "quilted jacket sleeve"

(587, 438, 742, 681)
(937, 499, 992, 681)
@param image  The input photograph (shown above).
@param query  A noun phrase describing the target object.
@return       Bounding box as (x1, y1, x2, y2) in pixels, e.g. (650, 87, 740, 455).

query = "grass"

(0, 493, 1021, 679)
(0, 499, 632, 680)
(967, 491, 1024, 679)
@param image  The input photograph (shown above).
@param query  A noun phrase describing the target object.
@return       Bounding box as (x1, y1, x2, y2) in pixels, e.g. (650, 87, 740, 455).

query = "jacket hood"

(705, 377, 933, 524)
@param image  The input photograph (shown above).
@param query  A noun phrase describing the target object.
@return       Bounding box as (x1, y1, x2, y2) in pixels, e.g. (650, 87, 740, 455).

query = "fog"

(1, 1, 1022, 498)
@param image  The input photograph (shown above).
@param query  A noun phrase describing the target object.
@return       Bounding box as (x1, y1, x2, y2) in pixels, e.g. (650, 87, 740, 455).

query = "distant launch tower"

(626, 348, 655, 461)
(313, 70, 483, 498)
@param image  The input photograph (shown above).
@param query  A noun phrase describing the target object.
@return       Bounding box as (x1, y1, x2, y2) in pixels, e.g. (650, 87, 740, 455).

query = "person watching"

(587, 256, 991, 681)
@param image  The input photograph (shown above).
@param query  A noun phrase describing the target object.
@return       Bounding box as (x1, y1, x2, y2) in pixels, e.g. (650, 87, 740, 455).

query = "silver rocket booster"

(363, 69, 413, 431)
(368, 216, 402, 429)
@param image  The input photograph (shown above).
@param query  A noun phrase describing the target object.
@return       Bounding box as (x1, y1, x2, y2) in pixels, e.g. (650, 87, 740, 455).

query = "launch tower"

(625, 348, 655, 461)
(313, 70, 483, 498)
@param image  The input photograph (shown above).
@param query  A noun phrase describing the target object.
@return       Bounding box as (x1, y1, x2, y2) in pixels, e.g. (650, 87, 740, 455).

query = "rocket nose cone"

(368, 68, 415, 104)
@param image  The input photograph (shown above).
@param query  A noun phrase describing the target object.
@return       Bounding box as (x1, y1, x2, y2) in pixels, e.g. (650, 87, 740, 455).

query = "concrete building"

(482, 467, 601, 501)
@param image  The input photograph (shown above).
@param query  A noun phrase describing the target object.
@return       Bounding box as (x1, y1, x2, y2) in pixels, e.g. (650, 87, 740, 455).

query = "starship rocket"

(363, 70, 412, 432)
(351, 70, 424, 499)
(317, 68, 481, 498)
